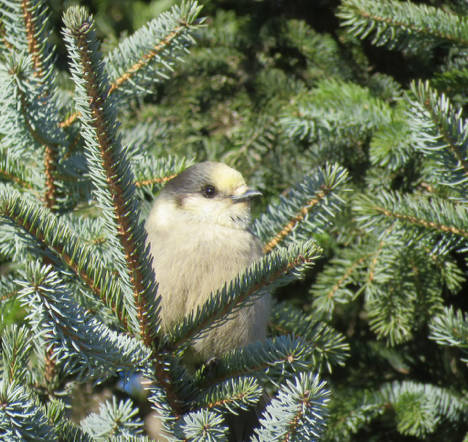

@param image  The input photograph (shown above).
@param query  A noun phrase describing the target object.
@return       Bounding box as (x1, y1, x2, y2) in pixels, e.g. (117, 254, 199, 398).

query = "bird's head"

(150, 162, 261, 230)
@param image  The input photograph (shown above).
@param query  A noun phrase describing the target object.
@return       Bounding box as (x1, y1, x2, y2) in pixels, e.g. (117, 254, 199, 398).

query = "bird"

(145, 161, 271, 364)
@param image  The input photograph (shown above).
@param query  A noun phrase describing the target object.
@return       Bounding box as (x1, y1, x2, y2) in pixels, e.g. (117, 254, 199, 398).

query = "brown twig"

(0, 167, 33, 189)
(263, 187, 331, 254)
(135, 174, 177, 188)
(73, 26, 154, 346)
(22, 0, 59, 208)
(22, 0, 44, 78)
(60, 23, 189, 129)
(376, 207, 468, 238)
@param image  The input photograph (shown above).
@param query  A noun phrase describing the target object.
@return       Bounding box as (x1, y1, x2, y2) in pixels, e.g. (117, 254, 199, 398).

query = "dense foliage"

(0, 0, 467, 440)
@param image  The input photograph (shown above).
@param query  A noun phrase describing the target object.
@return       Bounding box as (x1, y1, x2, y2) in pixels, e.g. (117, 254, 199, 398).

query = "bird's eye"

(202, 184, 217, 198)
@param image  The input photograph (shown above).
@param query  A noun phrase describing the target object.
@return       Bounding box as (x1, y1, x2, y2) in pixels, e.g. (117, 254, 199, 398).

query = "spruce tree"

(0, 0, 467, 441)
(0, 1, 346, 440)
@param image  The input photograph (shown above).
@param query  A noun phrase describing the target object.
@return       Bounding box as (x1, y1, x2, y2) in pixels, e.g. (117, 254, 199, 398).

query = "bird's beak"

(231, 188, 262, 202)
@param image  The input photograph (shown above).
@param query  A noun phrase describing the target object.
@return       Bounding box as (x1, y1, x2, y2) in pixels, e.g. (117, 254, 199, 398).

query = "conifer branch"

(44, 346, 56, 386)
(375, 207, 468, 238)
(269, 303, 350, 371)
(17, 264, 150, 380)
(107, 25, 188, 96)
(429, 307, 468, 364)
(263, 186, 330, 254)
(408, 81, 468, 192)
(175, 409, 228, 440)
(80, 397, 144, 439)
(135, 174, 177, 188)
(17, 90, 59, 208)
(18, 0, 60, 208)
(60, 1, 203, 128)
(63, 7, 159, 345)
(338, 0, 468, 49)
(147, 354, 185, 418)
(43, 144, 57, 209)
(58, 112, 77, 129)
(132, 155, 190, 192)
(327, 254, 368, 299)
(197, 335, 324, 391)
(205, 391, 255, 411)
(0, 154, 34, 189)
(0, 171, 30, 189)
(168, 241, 320, 351)
(21, 0, 45, 78)
(280, 80, 392, 144)
(367, 240, 385, 283)
(2, 0, 467, 438)
(0, 382, 57, 440)
(379, 381, 468, 437)
(2, 325, 32, 384)
(46, 399, 93, 442)
(0, 0, 54, 79)
(310, 230, 409, 315)
(62, 7, 191, 418)
(58, 29, 182, 129)
(311, 251, 365, 311)
(253, 372, 330, 441)
(0, 187, 128, 328)
(254, 164, 349, 253)
(198, 377, 263, 414)
(0, 20, 12, 50)
(325, 390, 386, 440)
(357, 191, 468, 240)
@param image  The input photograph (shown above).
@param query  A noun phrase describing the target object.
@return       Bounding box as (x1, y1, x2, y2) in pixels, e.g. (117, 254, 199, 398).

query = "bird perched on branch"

(145, 161, 271, 363)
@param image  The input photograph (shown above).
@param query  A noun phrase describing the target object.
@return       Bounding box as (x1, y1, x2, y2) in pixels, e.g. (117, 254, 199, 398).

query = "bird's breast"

(148, 221, 262, 325)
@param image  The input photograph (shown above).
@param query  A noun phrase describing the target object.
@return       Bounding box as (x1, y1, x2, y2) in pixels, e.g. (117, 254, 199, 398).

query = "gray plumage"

(145, 162, 271, 363)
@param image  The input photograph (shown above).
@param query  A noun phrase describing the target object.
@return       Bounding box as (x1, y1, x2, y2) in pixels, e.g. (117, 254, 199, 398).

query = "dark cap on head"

(163, 162, 222, 196)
